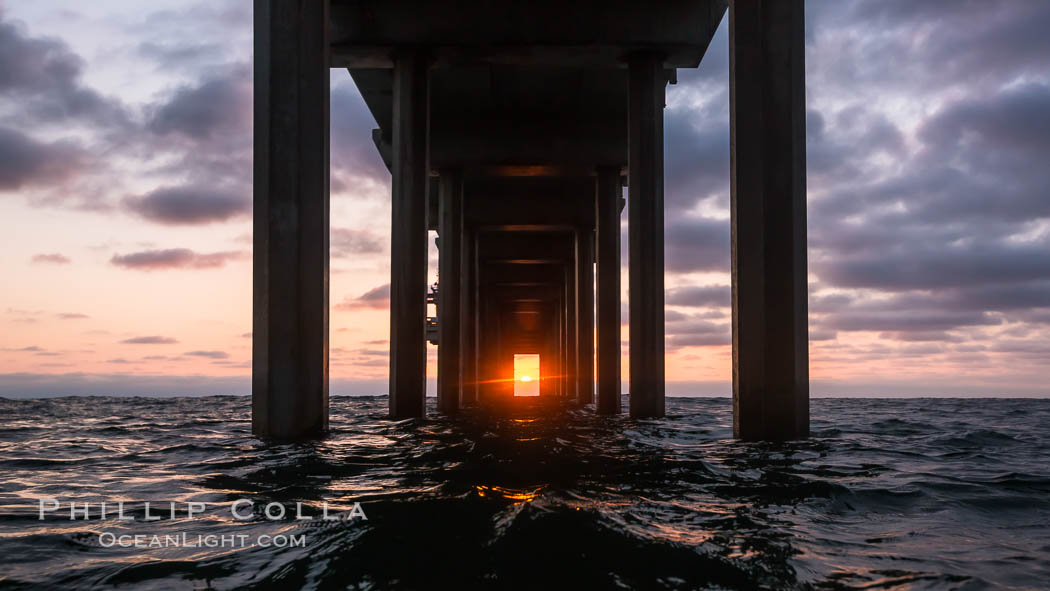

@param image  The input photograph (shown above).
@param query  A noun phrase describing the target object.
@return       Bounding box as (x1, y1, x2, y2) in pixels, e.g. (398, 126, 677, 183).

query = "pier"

(252, 0, 809, 441)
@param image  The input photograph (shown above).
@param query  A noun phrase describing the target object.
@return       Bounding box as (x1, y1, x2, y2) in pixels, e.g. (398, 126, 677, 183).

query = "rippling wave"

(0, 396, 1048, 589)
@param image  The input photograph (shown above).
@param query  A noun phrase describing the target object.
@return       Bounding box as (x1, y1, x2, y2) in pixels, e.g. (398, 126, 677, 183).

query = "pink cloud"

(110, 248, 245, 270)
(30, 253, 71, 264)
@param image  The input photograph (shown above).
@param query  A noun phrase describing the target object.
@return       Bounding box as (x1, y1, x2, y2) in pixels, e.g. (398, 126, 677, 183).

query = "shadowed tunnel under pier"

(252, 0, 809, 441)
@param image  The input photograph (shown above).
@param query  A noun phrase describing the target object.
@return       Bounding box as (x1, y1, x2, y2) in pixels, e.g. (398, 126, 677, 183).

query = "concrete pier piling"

(627, 53, 667, 419)
(253, 0, 809, 440)
(437, 169, 464, 413)
(576, 226, 595, 405)
(595, 167, 622, 415)
(730, 0, 810, 440)
(252, 0, 330, 439)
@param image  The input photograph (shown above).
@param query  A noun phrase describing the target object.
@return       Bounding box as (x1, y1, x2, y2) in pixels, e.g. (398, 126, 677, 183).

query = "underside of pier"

(252, 0, 809, 441)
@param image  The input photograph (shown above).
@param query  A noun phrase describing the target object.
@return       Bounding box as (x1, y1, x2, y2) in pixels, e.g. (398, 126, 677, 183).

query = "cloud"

(5, 308, 43, 324)
(123, 185, 249, 225)
(136, 3, 253, 41)
(664, 215, 730, 273)
(30, 253, 71, 265)
(56, 313, 88, 320)
(666, 285, 730, 308)
(777, 2, 1050, 361)
(110, 248, 245, 270)
(823, 307, 1001, 334)
(329, 81, 389, 190)
(185, 350, 229, 359)
(137, 41, 226, 71)
(663, 20, 730, 215)
(663, 107, 729, 213)
(0, 14, 129, 127)
(668, 333, 731, 348)
(0, 373, 393, 398)
(335, 284, 390, 311)
(0, 127, 85, 191)
(879, 331, 963, 343)
(809, 329, 838, 342)
(804, 84, 1050, 244)
(808, 285, 1046, 338)
(824, 0, 1050, 90)
(666, 316, 730, 349)
(120, 336, 178, 345)
(135, 65, 254, 202)
(331, 228, 384, 257)
(4, 345, 43, 352)
(147, 65, 251, 140)
(814, 240, 1050, 292)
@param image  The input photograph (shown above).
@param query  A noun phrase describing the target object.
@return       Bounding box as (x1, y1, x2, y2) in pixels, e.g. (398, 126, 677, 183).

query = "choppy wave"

(0, 396, 1048, 590)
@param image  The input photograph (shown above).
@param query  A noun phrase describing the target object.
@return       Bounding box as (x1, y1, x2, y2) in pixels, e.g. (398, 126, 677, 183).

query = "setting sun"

(513, 354, 540, 396)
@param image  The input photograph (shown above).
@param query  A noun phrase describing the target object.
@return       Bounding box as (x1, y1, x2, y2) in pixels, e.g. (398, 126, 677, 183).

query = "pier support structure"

(252, 0, 330, 439)
(461, 224, 478, 405)
(595, 167, 622, 414)
(627, 54, 666, 419)
(577, 225, 595, 405)
(729, 0, 809, 440)
(437, 169, 464, 412)
(252, 0, 810, 440)
(388, 51, 430, 419)
(564, 249, 578, 401)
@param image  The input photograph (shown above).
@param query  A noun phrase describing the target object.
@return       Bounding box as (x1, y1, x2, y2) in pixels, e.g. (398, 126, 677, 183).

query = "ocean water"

(0, 396, 1048, 590)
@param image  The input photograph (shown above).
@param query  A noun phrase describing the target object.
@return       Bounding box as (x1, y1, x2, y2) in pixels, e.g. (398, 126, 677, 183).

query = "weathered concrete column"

(577, 227, 595, 404)
(595, 167, 622, 414)
(389, 51, 430, 418)
(477, 286, 497, 403)
(542, 305, 560, 396)
(437, 170, 463, 413)
(564, 261, 578, 399)
(556, 294, 566, 396)
(252, 0, 330, 440)
(729, 0, 809, 440)
(479, 290, 490, 404)
(627, 53, 666, 418)
(460, 225, 478, 405)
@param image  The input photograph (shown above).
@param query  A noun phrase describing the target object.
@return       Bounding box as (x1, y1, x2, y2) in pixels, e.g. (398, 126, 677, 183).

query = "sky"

(0, 1, 1048, 398)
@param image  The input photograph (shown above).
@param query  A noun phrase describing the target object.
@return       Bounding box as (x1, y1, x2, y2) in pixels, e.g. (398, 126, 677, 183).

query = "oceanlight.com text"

(98, 531, 307, 549)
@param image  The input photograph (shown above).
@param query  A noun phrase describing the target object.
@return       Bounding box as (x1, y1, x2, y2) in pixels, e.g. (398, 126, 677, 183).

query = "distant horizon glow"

(514, 355, 540, 397)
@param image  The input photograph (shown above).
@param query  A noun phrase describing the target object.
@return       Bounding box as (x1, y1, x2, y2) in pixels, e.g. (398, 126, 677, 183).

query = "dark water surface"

(0, 396, 1048, 590)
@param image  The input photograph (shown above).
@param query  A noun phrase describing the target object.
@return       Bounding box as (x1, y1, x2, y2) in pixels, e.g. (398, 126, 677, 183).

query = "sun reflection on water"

(474, 484, 546, 504)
